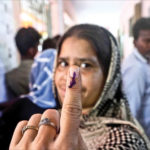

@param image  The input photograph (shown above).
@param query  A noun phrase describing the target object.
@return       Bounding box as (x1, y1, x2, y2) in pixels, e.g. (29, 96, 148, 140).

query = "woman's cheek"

(81, 73, 93, 92)
(54, 70, 59, 84)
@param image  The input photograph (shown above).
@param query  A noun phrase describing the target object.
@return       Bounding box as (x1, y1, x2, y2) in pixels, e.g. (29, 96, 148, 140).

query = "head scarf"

(78, 31, 150, 149)
(89, 36, 132, 120)
(25, 49, 58, 108)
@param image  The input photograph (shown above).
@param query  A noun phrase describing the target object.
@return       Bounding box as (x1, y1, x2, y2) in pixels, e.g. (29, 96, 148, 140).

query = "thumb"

(59, 65, 82, 138)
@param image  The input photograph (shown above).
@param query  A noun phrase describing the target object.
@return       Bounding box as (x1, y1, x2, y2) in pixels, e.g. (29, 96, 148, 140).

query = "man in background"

(6, 27, 41, 99)
(122, 17, 150, 139)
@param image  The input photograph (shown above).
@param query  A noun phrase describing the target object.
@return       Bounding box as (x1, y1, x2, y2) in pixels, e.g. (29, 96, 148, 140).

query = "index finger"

(59, 66, 82, 139)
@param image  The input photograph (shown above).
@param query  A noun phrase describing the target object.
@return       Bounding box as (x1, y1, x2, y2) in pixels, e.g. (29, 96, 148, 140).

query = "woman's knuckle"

(43, 109, 58, 116)
(64, 104, 82, 117)
(17, 120, 28, 127)
(30, 113, 41, 120)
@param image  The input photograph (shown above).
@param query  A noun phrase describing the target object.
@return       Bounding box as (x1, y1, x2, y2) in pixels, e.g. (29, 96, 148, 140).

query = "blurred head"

(55, 24, 113, 109)
(29, 49, 58, 108)
(133, 17, 150, 57)
(42, 38, 56, 51)
(15, 27, 41, 59)
(53, 35, 61, 47)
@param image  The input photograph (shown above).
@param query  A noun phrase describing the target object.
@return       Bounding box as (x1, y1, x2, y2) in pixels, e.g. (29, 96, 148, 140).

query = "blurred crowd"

(0, 27, 61, 102)
(0, 17, 150, 149)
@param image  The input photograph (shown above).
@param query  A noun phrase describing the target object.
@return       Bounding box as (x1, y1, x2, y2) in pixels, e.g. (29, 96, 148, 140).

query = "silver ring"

(39, 118, 57, 133)
(22, 125, 38, 135)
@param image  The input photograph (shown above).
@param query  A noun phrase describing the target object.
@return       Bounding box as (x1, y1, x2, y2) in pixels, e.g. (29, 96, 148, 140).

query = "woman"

(10, 24, 150, 149)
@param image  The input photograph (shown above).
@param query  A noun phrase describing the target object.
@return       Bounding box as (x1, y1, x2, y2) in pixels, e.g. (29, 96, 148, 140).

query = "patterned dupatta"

(79, 37, 150, 149)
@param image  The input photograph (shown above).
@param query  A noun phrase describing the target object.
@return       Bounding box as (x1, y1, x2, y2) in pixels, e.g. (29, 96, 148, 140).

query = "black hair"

(53, 34, 61, 46)
(58, 24, 117, 77)
(15, 27, 41, 56)
(132, 17, 150, 40)
(42, 38, 56, 51)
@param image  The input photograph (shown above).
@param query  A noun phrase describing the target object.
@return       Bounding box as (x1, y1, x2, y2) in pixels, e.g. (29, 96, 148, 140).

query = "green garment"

(6, 60, 33, 97)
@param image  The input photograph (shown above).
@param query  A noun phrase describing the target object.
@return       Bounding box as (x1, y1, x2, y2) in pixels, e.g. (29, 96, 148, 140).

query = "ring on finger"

(22, 125, 39, 135)
(39, 118, 58, 133)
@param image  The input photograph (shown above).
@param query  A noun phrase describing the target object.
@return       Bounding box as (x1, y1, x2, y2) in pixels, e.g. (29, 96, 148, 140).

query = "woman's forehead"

(59, 37, 97, 57)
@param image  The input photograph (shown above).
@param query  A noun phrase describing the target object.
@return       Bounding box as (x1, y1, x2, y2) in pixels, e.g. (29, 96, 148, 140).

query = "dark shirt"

(0, 98, 46, 150)
(6, 60, 33, 99)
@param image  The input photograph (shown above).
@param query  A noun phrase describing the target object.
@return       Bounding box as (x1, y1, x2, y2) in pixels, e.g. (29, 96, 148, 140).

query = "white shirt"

(122, 48, 150, 138)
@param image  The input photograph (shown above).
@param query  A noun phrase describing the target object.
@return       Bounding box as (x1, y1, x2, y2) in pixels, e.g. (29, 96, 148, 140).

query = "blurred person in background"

(0, 58, 7, 103)
(52, 34, 61, 46)
(122, 17, 150, 139)
(0, 49, 58, 149)
(42, 37, 56, 51)
(42, 35, 61, 52)
(6, 27, 41, 100)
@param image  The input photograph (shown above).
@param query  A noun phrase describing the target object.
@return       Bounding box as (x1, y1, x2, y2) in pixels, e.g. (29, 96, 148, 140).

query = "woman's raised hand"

(9, 66, 88, 150)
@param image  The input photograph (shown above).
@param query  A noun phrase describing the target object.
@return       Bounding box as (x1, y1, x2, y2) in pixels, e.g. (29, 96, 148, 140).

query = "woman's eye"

(80, 63, 92, 68)
(58, 61, 68, 67)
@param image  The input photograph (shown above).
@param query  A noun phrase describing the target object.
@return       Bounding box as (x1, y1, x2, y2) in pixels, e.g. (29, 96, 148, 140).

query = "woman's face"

(55, 37, 105, 109)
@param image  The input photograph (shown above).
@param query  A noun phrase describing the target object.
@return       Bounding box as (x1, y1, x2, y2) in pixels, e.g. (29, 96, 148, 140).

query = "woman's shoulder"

(80, 116, 149, 149)
(102, 124, 148, 149)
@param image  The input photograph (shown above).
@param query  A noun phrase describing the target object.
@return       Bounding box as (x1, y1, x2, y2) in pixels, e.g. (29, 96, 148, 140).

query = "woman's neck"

(82, 107, 92, 115)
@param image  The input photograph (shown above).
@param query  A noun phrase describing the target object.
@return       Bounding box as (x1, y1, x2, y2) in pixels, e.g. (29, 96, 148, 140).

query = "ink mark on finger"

(68, 72, 76, 88)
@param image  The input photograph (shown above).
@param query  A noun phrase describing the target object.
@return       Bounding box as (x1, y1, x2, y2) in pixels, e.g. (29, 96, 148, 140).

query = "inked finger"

(60, 66, 82, 139)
